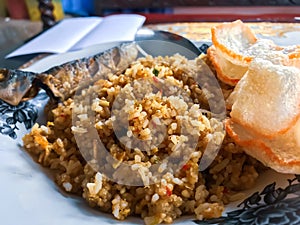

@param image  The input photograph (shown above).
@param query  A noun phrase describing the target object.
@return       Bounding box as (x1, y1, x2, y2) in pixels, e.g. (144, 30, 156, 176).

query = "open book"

(6, 14, 145, 58)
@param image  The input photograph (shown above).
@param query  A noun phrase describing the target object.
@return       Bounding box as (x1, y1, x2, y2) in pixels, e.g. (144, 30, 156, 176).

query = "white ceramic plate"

(0, 40, 299, 225)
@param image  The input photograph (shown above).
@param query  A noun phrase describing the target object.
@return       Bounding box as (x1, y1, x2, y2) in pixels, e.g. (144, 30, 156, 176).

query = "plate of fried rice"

(1, 28, 300, 225)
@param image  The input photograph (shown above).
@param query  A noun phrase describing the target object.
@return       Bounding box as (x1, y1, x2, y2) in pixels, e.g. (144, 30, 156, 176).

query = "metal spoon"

(135, 28, 201, 58)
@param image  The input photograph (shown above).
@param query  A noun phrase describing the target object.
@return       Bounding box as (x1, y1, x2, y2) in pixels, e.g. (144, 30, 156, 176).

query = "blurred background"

(1, 0, 300, 24)
(0, 0, 299, 69)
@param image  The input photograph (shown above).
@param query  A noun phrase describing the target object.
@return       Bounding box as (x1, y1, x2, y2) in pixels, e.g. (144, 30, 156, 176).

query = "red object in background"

(141, 13, 299, 24)
(5, 0, 29, 19)
(141, 6, 300, 24)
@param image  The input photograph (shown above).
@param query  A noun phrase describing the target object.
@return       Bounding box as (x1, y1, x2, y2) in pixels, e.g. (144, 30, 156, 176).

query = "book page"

(6, 14, 145, 58)
(6, 17, 101, 58)
(70, 14, 146, 51)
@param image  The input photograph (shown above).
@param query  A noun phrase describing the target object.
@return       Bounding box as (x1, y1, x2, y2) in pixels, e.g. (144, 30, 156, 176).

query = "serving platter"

(0, 30, 299, 225)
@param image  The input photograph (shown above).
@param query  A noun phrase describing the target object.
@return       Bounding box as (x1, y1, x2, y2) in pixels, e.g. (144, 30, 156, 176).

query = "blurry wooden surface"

(146, 21, 300, 42)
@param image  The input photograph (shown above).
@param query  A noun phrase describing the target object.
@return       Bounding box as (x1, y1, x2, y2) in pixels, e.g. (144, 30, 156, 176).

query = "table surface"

(1, 18, 300, 69)
(146, 22, 300, 42)
(0, 18, 42, 69)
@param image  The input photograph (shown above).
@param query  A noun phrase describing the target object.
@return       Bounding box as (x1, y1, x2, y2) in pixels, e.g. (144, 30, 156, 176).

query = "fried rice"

(22, 53, 264, 225)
